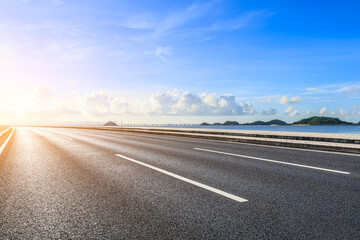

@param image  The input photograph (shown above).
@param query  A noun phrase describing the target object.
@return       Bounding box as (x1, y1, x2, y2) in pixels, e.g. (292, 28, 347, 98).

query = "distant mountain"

(223, 121, 240, 125)
(267, 119, 288, 125)
(293, 116, 353, 125)
(200, 119, 287, 126)
(243, 119, 287, 125)
(200, 122, 223, 126)
(104, 121, 118, 126)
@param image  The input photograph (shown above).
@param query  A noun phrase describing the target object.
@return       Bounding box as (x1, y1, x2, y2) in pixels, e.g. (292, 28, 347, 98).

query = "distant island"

(292, 116, 353, 125)
(243, 119, 287, 125)
(200, 116, 356, 126)
(104, 121, 118, 126)
(200, 119, 288, 126)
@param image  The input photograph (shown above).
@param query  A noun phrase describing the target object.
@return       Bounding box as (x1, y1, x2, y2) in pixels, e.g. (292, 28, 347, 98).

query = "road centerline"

(194, 147, 351, 175)
(115, 153, 248, 203)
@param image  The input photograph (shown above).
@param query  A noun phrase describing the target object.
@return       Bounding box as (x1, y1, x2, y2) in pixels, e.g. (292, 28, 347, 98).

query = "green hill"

(244, 119, 287, 125)
(223, 121, 240, 125)
(293, 116, 353, 125)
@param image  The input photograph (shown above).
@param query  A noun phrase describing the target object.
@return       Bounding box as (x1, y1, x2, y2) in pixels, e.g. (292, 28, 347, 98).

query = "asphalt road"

(0, 127, 359, 239)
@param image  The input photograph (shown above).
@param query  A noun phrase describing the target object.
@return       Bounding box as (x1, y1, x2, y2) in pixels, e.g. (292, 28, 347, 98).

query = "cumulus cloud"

(81, 90, 255, 116)
(151, 91, 254, 115)
(261, 108, 277, 115)
(319, 107, 327, 115)
(81, 91, 112, 116)
(279, 96, 302, 105)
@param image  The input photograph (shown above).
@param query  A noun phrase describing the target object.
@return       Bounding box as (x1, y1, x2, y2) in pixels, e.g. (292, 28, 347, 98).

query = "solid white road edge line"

(194, 148, 351, 175)
(0, 129, 14, 155)
(115, 153, 248, 203)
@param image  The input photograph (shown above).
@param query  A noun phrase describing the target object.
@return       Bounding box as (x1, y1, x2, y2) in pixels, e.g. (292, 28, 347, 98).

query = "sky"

(0, 0, 360, 125)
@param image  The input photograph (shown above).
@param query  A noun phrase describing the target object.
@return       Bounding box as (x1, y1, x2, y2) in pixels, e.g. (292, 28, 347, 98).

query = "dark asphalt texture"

(0, 127, 359, 239)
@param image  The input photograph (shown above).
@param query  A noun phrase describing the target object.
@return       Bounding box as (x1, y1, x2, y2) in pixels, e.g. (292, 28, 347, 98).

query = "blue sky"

(0, 0, 360, 124)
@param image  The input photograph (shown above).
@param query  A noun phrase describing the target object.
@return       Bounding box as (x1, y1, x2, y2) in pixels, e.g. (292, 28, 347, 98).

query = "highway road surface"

(0, 127, 359, 239)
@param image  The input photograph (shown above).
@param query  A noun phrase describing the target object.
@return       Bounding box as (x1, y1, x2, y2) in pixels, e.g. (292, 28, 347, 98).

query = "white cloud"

(285, 106, 294, 113)
(319, 107, 327, 115)
(289, 110, 298, 116)
(279, 96, 302, 105)
(150, 91, 177, 115)
(151, 91, 255, 115)
(285, 106, 299, 116)
(81, 91, 112, 116)
(81, 90, 255, 117)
